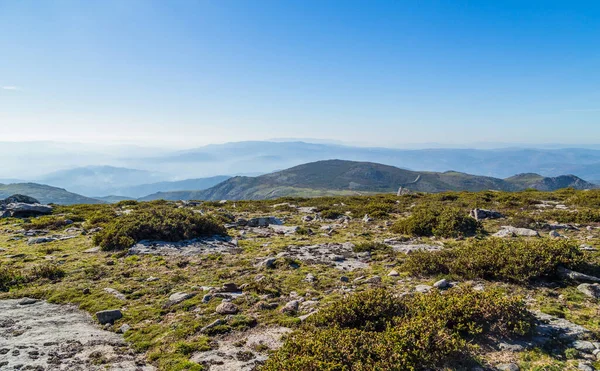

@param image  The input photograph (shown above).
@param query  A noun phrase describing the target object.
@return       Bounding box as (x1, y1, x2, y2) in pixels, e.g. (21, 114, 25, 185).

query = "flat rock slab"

(129, 236, 239, 256)
(278, 243, 369, 270)
(191, 326, 291, 371)
(0, 299, 154, 370)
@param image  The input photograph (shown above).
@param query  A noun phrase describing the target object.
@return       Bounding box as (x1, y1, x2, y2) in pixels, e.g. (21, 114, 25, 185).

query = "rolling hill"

(0, 183, 104, 205)
(146, 160, 597, 201)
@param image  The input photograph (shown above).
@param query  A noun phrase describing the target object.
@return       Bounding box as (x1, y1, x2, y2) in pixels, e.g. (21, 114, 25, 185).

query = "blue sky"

(1, 0, 599, 147)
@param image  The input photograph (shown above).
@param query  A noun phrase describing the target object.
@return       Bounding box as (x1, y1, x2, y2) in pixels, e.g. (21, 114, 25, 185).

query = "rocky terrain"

(1, 189, 600, 370)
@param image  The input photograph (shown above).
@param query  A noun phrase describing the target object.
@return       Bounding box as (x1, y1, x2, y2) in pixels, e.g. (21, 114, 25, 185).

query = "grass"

(0, 189, 599, 370)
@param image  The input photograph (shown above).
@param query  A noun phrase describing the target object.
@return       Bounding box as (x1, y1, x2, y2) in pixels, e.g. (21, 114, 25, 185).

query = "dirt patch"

(0, 299, 154, 370)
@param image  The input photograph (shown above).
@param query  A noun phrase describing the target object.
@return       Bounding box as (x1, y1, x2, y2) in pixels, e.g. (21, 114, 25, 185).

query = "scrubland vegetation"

(2, 188, 600, 370)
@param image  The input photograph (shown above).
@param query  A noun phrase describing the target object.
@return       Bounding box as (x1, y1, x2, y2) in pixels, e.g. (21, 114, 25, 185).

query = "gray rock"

(304, 273, 316, 283)
(27, 237, 56, 245)
(165, 292, 195, 307)
(2, 203, 53, 218)
(470, 209, 504, 220)
(388, 270, 399, 277)
(559, 267, 600, 283)
(2, 194, 40, 205)
(96, 309, 123, 325)
(365, 276, 382, 284)
(221, 282, 239, 293)
(574, 340, 597, 352)
(258, 257, 277, 269)
(216, 302, 239, 314)
(104, 288, 126, 301)
(494, 226, 539, 238)
(246, 217, 283, 227)
(280, 300, 300, 314)
(497, 363, 519, 371)
(18, 298, 38, 305)
(202, 294, 212, 303)
(549, 230, 562, 238)
(415, 285, 433, 293)
(270, 225, 299, 235)
(119, 324, 131, 333)
(579, 362, 594, 371)
(578, 283, 600, 299)
(362, 214, 373, 222)
(433, 279, 449, 289)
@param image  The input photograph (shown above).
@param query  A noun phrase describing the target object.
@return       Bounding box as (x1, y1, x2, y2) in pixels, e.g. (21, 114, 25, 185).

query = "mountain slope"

(0, 183, 104, 205)
(143, 160, 595, 201)
(505, 173, 596, 191)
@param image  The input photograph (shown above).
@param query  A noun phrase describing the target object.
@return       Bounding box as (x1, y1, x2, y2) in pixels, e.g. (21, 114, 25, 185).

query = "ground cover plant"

(1, 188, 600, 370)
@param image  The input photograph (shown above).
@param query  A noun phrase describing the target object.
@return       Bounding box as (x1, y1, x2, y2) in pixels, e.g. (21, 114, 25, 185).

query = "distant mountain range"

(1, 160, 595, 204)
(5, 141, 600, 186)
(150, 160, 598, 201)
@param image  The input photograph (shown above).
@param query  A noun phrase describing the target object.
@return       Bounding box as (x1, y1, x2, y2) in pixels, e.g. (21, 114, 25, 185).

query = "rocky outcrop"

(1, 202, 53, 218)
(493, 226, 539, 237)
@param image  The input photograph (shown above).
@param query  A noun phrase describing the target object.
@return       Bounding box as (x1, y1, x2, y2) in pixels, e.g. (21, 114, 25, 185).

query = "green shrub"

(0, 267, 24, 292)
(319, 208, 343, 220)
(403, 239, 584, 282)
(30, 264, 66, 281)
(23, 215, 73, 230)
(92, 207, 227, 251)
(392, 206, 481, 238)
(263, 288, 533, 371)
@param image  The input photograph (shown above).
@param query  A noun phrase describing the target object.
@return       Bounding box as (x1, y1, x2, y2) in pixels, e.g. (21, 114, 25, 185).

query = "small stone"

(119, 324, 131, 333)
(165, 292, 195, 307)
(340, 276, 350, 283)
(280, 300, 300, 314)
(258, 257, 277, 269)
(146, 276, 159, 282)
(365, 276, 382, 284)
(104, 288, 126, 301)
(221, 282, 239, 292)
(388, 270, 399, 277)
(497, 363, 519, 371)
(573, 340, 596, 352)
(578, 362, 594, 371)
(18, 298, 38, 305)
(433, 279, 449, 289)
(95, 309, 123, 325)
(304, 273, 316, 283)
(82, 288, 91, 295)
(216, 302, 239, 314)
(415, 285, 433, 293)
(549, 230, 562, 238)
(202, 294, 212, 303)
(578, 284, 600, 299)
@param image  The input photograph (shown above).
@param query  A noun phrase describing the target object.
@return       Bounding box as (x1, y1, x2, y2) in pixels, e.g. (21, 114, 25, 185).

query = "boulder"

(2, 202, 53, 218)
(469, 209, 504, 220)
(216, 302, 239, 314)
(493, 226, 539, 238)
(2, 194, 40, 205)
(95, 309, 123, 325)
(246, 217, 283, 227)
(558, 267, 600, 283)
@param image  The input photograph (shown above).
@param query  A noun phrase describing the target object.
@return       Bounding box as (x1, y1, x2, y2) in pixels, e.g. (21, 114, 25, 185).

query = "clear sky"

(1, 0, 599, 147)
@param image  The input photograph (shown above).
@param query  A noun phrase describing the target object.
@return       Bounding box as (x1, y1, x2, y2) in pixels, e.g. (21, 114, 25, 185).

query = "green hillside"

(147, 160, 595, 201)
(0, 183, 104, 205)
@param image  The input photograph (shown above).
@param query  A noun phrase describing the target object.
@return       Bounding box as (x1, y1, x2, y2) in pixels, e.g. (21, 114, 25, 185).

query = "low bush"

(92, 207, 227, 251)
(23, 215, 74, 230)
(319, 208, 343, 220)
(0, 267, 24, 292)
(403, 239, 584, 282)
(392, 206, 481, 238)
(29, 264, 66, 281)
(263, 288, 533, 370)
